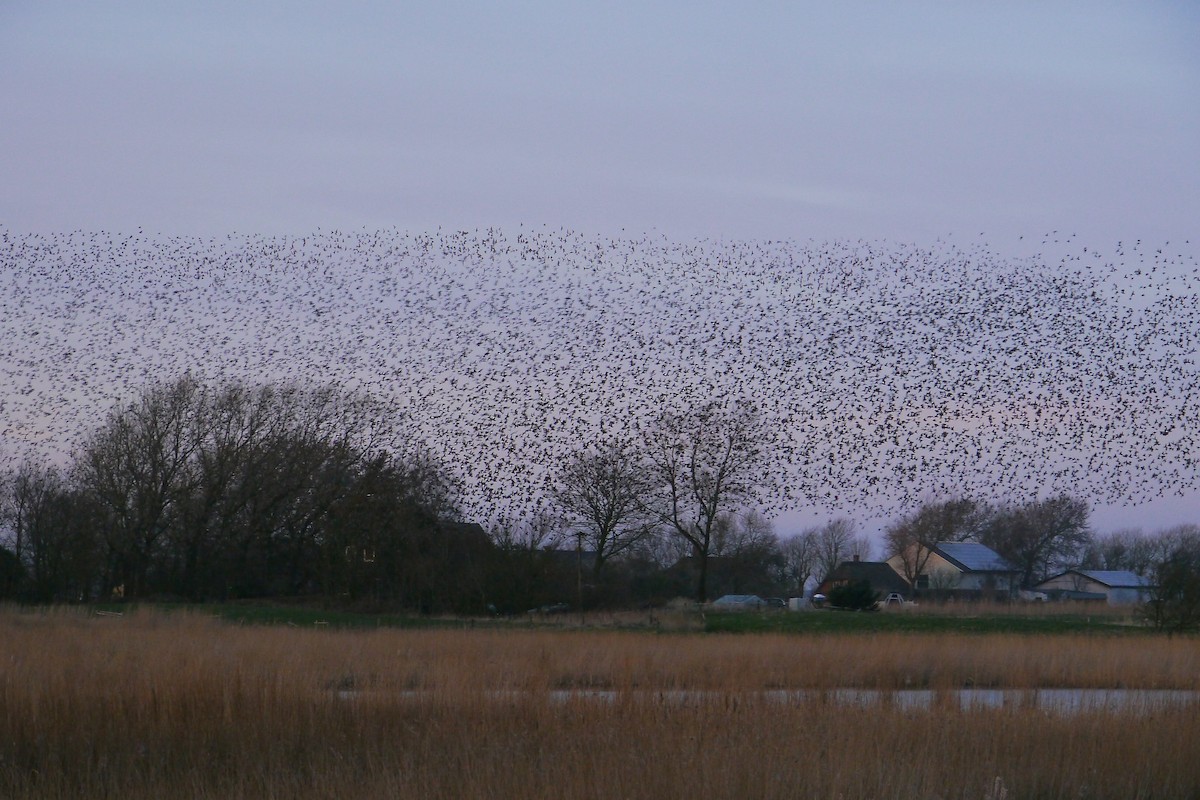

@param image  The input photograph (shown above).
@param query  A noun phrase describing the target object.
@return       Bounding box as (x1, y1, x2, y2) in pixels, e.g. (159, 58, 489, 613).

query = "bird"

(0, 225, 1196, 535)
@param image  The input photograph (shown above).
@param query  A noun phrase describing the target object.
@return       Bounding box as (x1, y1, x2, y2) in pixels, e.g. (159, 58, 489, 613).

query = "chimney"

(853, 554, 860, 562)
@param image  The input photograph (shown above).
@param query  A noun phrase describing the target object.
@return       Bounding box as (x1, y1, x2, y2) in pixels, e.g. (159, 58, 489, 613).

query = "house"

(1036, 570, 1153, 605)
(814, 557, 911, 602)
(541, 547, 600, 574)
(660, 555, 782, 600)
(886, 541, 1021, 601)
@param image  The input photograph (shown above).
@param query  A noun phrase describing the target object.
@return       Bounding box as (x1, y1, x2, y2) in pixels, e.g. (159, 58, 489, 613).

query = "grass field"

(86, 597, 1150, 637)
(3, 605, 1198, 798)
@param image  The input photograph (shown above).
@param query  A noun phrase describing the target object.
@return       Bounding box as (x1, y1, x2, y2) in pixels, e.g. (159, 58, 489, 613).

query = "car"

(763, 597, 786, 609)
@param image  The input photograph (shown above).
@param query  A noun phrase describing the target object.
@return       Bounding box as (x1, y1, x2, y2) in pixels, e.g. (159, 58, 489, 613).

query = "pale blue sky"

(3, 2, 1197, 244)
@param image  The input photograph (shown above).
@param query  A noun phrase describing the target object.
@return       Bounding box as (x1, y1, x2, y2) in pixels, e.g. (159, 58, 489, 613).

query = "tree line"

(1, 376, 1197, 624)
(0, 377, 482, 610)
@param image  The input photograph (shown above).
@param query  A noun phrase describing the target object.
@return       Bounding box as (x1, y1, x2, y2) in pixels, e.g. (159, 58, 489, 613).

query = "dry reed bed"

(3, 608, 1200, 799)
(7, 608, 1197, 693)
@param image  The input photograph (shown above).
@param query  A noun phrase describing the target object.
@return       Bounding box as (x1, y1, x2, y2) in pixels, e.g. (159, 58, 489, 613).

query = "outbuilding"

(1036, 570, 1153, 605)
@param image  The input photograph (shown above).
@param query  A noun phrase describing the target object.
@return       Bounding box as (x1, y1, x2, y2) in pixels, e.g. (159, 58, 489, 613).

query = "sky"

(2, 2, 1198, 539)
(2, 2, 1197, 246)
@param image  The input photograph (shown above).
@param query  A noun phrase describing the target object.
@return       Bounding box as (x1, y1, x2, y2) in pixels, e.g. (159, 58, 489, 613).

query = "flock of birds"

(1, 226, 1196, 530)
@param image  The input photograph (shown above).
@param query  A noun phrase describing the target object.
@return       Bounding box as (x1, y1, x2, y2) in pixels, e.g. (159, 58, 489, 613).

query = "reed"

(2, 607, 1198, 798)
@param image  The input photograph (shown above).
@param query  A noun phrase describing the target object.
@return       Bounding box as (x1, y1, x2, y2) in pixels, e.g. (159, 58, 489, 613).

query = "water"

(339, 687, 1200, 715)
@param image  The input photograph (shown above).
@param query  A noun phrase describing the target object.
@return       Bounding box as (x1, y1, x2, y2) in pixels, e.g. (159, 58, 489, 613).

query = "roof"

(816, 561, 911, 596)
(712, 594, 764, 605)
(1079, 570, 1152, 588)
(1048, 569, 1152, 589)
(933, 542, 1017, 573)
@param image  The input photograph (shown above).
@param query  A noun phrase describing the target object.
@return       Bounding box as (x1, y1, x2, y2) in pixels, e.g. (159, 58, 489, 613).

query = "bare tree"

(711, 510, 784, 594)
(779, 528, 820, 597)
(0, 461, 102, 601)
(814, 517, 857, 583)
(60, 376, 448, 603)
(321, 448, 463, 610)
(1083, 528, 1161, 575)
(0, 467, 12, 553)
(978, 495, 1092, 587)
(484, 508, 569, 613)
(3, 462, 62, 589)
(553, 439, 653, 577)
(74, 375, 208, 598)
(640, 401, 772, 602)
(628, 524, 688, 570)
(1143, 525, 1200, 632)
(712, 510, 775, 557)
(169, 380, 288, 599)
(848, 533, 874, 562)
(884, 498, 987, 588)
(927, 565, 962, 594)
(490, 508, 567, 553)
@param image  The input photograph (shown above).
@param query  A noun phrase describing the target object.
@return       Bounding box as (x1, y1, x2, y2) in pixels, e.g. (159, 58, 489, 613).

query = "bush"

(827, 579, 879, 611)
(0, 546, 25, 600)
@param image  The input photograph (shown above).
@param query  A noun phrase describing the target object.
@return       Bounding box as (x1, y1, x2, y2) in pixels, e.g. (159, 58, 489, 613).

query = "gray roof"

(934, 542, 1017, 573)
(712, 594, 763, 605)
(817, 561, 911, 597)
(1075, 570, 1152, 588)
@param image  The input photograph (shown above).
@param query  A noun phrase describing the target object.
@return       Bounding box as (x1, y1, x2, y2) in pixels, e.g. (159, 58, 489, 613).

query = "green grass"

(87, 601, 481, 630)
(704, 608, 1155, 636)
(62, 600, 1174, 637)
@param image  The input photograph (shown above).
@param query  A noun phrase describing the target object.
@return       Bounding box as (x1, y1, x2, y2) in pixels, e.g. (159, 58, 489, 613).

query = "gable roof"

(1079, 570, 1152, 588)
(816, 561, 910, 596)
(1051, 569, 1152, 588)
(933, 542, 1018, 573)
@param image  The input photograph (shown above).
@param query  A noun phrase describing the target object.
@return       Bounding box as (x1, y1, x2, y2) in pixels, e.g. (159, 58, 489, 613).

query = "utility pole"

(576, 529, 585, 626)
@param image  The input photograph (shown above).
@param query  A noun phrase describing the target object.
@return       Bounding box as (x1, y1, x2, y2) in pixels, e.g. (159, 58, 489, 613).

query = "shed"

(1036, 570, 1153, 605)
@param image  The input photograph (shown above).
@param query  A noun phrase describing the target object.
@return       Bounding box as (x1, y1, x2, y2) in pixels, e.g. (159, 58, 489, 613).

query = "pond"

(339, 687, 1200, 715)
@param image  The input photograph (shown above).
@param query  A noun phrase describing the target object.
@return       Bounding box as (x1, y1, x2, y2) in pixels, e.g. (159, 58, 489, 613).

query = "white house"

(886, 541, 1021, 600)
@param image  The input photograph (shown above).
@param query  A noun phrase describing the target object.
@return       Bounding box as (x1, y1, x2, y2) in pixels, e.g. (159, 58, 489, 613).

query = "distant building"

(661, 555, 781, 600)
(541, 547, 599, 574)
(814, 557, 911, 601)
(1036, 570, 1153, 605)
(885, 541, 1021, 600)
